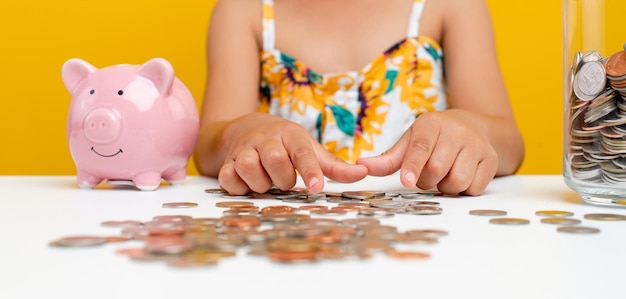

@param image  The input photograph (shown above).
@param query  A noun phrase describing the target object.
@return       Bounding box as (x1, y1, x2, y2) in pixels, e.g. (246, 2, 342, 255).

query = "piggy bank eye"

(89, 89, 95, 95)
(117, 90, 124, 96)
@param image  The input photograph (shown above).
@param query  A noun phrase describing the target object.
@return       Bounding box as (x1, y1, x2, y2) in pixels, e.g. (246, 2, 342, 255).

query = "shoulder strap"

(406, 0, 425, 38)
(262, 0, 276, 50)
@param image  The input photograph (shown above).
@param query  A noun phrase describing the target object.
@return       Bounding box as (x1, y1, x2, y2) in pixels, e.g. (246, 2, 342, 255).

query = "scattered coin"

(100, 220, 143, 228)
(387, 250, 431, 259)
(469, 209, 507, 216)
(358, 207, 395, 217)
(49, 236, 108, 247)
(52, 183, 606, 271)
(204, 188, 228, 194)
(489, 218, 530, 225)
(405, 205, 442, 215)
(221, 194, 253, 199)
(105, 236, 132, 243)
(540, 217, 582, 225)
(215, 201, 255, 208)
(260, 205, 296, 215)
(583, 213, 626, 221)
(162, 202, 198, 208)
(535, 210, 574, 217)
(340, 191, 375, 200)
(404, 229, 449, 237)
(556, 226, 600, 234)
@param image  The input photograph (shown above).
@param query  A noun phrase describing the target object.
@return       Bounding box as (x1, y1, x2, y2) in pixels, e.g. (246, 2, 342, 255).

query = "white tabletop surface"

(1, 174, 625, 299)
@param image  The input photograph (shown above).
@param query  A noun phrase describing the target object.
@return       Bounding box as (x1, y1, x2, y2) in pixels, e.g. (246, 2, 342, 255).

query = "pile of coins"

(49, 188, 448, 268)
(50, 187, 625, 268)
(567, 46, 626, 183)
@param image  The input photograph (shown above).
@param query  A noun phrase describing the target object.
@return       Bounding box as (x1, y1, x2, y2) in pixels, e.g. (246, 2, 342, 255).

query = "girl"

(194, 0, 525, 196)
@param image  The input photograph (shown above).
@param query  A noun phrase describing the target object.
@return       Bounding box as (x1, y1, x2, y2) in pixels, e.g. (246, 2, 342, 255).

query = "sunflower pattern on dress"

(259, 0, 448, 164)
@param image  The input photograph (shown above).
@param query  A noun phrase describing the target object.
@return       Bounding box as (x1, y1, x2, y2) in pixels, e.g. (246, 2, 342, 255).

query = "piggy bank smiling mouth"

(90, 147, 123, 158)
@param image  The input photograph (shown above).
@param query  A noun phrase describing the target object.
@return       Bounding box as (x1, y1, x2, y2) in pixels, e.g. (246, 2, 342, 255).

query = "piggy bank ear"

(137, 58, 175, 95)
(62, 58, 97, 93)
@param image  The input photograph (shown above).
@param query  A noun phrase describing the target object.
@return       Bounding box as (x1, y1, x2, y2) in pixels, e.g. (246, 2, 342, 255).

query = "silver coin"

(582, 50, 602, 62)
(469, 209, 507, 216)
(556, 226, 600, 234)
(574, 61, 607, 101)
(489, 217, 530, 225)
(540, 217, 581, 225)
(49, 236, 108, 247)
(357, 207, 395, 217)
(404, 205, 442, 215)
(204, 188, 228, 194)
(584, 213, 626, 221)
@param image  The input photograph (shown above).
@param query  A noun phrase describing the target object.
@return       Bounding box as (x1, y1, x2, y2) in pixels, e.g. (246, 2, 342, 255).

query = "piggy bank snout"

(82, 108, 122, 143)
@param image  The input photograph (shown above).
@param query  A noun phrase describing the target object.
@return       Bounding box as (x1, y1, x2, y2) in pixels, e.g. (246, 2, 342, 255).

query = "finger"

(355, 132, 409, 176)
(460, 151, 498, 196)
(399, 123, 440, 188)
(233, 146, 273, 193)
(258, 140, 297, 190)
(317, 144, 368, 183)
(432, 147, 477, 194)
(218, 159, 251, 195)
(282, 136, 325, 194)
(415, 136, 461, 190)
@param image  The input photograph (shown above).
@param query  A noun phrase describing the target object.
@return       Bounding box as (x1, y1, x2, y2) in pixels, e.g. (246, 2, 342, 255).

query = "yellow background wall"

(0, 0, 564, 175)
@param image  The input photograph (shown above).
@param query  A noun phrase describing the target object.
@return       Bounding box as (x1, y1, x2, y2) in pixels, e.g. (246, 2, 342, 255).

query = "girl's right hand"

(217, 113, 368, 195)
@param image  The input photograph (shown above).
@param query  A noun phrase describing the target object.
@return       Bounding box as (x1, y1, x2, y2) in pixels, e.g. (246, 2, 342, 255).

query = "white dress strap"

(261, 0, 276, 51)
(406, 0, 425, 38)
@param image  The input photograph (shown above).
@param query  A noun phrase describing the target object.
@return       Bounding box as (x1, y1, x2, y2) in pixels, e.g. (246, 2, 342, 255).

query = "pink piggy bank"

(62, 58, 199, 191)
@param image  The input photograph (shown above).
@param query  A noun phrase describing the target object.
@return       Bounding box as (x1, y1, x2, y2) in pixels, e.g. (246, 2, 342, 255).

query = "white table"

(1, 175, 624, 299)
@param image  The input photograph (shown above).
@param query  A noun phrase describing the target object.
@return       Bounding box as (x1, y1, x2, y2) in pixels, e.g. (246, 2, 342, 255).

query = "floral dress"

(259, 0, 448, 164)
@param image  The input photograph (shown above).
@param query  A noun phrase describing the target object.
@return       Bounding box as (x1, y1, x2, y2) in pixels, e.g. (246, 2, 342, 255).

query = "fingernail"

(308, 177, 321, 191)
(404, 171, 416, 185)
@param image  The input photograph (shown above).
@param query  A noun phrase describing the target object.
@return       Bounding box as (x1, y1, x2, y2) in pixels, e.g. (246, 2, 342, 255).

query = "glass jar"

(563, 0, 626, 206)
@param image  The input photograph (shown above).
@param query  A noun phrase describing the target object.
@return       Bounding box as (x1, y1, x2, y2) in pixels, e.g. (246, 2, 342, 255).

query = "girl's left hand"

(356, 109, 498, 195)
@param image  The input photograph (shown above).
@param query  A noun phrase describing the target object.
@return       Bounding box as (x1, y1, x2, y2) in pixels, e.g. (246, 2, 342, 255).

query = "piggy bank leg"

(76, 171, 104, 189)
(163, 167, 187, 186)
(132, 172, 162, 191)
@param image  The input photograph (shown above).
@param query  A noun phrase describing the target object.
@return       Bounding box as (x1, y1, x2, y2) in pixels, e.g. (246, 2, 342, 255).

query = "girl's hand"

(218, 113, 368, 195)
(356, 109, 498, 196)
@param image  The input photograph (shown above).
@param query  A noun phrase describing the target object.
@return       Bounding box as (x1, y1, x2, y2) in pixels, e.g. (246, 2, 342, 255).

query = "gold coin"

(298, 205, 329, 212)
(204, 188, 228, 194)
(489, 217, 530, 225)
(404, 229, 449, 237)
(162, 202, 198, 208)
(469, 209, 507, 216)
(341, 190, 377, 200)
(387, 250, 431, 259)
(583, 213, 626, 221)
(260, 205, 297, 215)
(267, 237, 320, 252)
(540, 217, 581, 225)
(535, 210, 574, 217)
(557, 226, 600, 234)
(215, 201, 254, 208)
(267, 250, 319, 263)
(221, 215, 261, 229)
